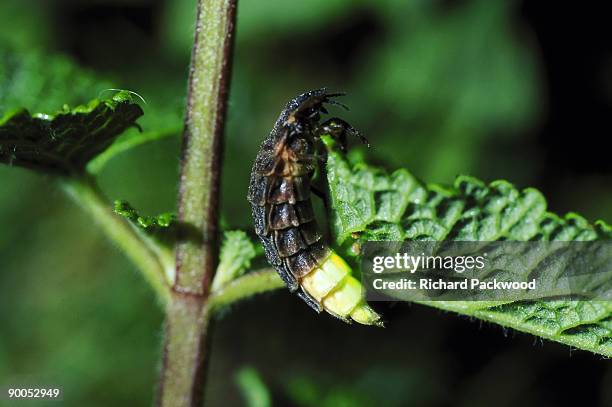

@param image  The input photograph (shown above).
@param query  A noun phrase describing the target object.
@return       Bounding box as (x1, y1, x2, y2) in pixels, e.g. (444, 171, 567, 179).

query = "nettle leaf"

(0, 48, 183, 174)
(212, 231, 258, 291)
(0, 47, 112, 115)
(323, 136, 612, 357)
(0, 91, 143, 174)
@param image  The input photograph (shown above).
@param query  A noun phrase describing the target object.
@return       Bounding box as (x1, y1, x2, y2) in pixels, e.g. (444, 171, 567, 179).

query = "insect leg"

(305, 155, 334, 240)
(315, 117, 370, 150)
(309, 184, 333, 241)
(306, 148, 334, 240)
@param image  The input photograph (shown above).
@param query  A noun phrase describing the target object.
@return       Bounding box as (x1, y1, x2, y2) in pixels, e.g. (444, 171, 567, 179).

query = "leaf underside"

(213, 231, 257, 291)
(0, 91, 143, 174)
(324, 137, 612, 357)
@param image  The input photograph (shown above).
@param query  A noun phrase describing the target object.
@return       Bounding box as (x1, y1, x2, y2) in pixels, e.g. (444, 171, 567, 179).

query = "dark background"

(0, 0, 610, 406)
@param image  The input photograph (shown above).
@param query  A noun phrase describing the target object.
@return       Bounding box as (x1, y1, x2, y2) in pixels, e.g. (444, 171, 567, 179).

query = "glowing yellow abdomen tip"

(301, 251, 382, 326)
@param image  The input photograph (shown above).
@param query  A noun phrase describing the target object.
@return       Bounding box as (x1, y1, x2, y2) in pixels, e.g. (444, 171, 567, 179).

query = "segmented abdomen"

(248, 152, 381, 326)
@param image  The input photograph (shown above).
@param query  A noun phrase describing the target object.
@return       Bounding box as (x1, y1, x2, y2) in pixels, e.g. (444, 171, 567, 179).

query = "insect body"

(248, 89, 382, 326)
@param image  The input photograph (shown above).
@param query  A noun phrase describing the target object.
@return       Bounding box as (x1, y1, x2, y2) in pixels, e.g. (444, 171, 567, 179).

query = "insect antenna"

(326, 99, 350, 111)
(324, 92, 349, 110)
(323, 92, 350, 111)
(323, 91, 346, 98)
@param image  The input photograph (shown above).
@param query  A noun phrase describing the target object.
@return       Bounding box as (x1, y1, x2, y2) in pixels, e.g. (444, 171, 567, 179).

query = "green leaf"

(0, 47, 112, 114)
(0, 49, 177, 173)
(0, 48, 179, 174)
(423, 300, 612, 357)
(323, 136, 612, 356)
(0, 91, 143, 174)
(212, 230, 258, 291)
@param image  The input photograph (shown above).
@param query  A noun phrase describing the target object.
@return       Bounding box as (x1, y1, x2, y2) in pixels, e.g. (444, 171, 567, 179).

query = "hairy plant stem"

(61, 176, 172, 303)
(158, 0, 237, 405)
